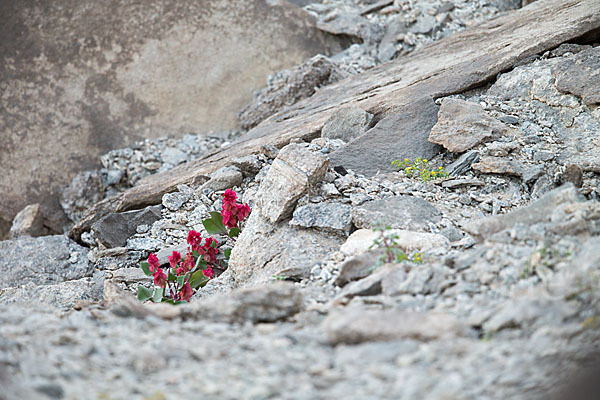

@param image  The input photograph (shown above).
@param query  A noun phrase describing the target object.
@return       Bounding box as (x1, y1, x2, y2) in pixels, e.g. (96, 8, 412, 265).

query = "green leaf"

(140, 261, 151, 276)
(223, 248, 232, 260)
(189, 269, 209, 289)
(176, 275, 185, 287)
(228, 227, 241, 238)
(137, 285, 153, 302)
(203, 212, 228, 235)
(152, 287, 164, 303)
(167, 272, 176, 282)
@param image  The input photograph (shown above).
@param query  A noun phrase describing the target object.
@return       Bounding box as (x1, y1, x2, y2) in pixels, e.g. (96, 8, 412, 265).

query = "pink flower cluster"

(222, 189, 251, 229)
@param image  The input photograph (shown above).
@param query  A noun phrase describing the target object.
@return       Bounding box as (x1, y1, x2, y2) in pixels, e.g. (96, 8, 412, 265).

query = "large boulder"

(0, 235, 92, 289)
(0, 0, 338, 236)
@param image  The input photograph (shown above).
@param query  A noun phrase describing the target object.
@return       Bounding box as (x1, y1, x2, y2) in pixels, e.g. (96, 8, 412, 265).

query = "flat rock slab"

(0, 277, 102, 309)
(552, 47, 600, 105)
(0, 0, 337, 235)
(91, 205, 162, 248)
(324, 307, 471, 345)
(0, 235, 92, 288)
(352, 196, 442, 231)
(428, 98, 512, 153)
(70, 0, 600, 241)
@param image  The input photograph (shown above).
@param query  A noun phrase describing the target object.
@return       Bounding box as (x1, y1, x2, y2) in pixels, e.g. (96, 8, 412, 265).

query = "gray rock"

(228, 212, 343, 286)
(162, 192, 188, 211)
(232, 155, 264, 176)
(442, 178, 484, 189)
(446, 150, 480, 177)
(317, 13, 383, 45)
(440, 226, 464, 242)
(60, 170, 104, 223)
(9, 204, 45, 239)
(330, 97, 442, 177)
(201, 167, 244, 193)
(0, 277, 101, 309)
(429, 98, 512, 153)
(335, 250, 382, 287)
(186, 282, 303, 323)
(160, 147, 187, 166)
(409, 15, 437, 34)
(92, 205, 162, 248)
(552, 47, 600, 105)
(239, 55, 342, 130)
(324, 308, 470, 344)
(0, 235, 92, 288)
(321, 107, 373, 142)
(351, 196, 442, 231)
(255, 144, 329, 224)
(560, 164, 583, 188)
(290, 202, 352, 233)
(471, 156, 524, 177)
(522, 165, 545, 184)
(335, 266, 388, 300)
(464, 184, 580, 241)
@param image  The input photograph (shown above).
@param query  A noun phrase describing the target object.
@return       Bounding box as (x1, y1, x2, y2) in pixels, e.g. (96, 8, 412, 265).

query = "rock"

(60, 170, 104, 223)
(162, 192, 188, 211)
(0, 235, 92, 288)
(160, 147, 187, 166)
(335, 250, 382, 287)
(0, 277, 102, 309)
(1, 0, 337, 233)
(324, 308, 470, 344)
(442, 178, 484, 189)
(321, 107, 373, 142)
(228, 213, 343, 286)
(91, 205, 162, 248)
(9, 204, 45, 239)
(186, 282, 303, 323)
(201, 167, 244, 193)
(560, 164, 583, 188)
(409, 15, 437, 34)
(471, 156, 524, 177)
(464, 184, 580, 241)
(232, 155, 264, 177)
(340, 229, 379, 256)
(290, 202, 352, 233)
(316, 13, 383, 45)
(522, 165, 545, 184)
(439, 226, 464, 242)
(330, 97, 442, 177)
(255, 144, 329, 224)
(335, 265, 389, 300)
(383, 264, 448, 296)
(428, 98, 512, 153)
(361, 0, 394, 15)
(552, 47, 600, 105)
(351, 196, 442, 231)
(446, 150, 480, 177)
(239, 55, 342, 130)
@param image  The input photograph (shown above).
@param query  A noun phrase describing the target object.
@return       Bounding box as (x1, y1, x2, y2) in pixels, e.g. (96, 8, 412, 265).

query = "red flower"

(180, 282, 193, 302)
(148, 253, 160, 273)
(199, 237, 218, 264)
(222, 210, 237, 229)
(168, 251, 181, 269)
(203, 266, 215, 279)
(153, 268, 167, 288)
(235, 203, 251, 221)
(187, 230, 202, 251)
(182, 252, 195, 273)
(222, 189, 237, 204)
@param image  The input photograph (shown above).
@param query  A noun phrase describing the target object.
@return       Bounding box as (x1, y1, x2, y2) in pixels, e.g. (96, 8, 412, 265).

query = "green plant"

(370, 225, 423, 267)
(391, 158, 448, 182)
(137, 189, 250, 304)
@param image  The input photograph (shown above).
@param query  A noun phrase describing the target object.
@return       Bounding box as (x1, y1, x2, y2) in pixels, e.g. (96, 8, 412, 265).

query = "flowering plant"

(391, 158, 448, 182)
(137, 189, 250, 304)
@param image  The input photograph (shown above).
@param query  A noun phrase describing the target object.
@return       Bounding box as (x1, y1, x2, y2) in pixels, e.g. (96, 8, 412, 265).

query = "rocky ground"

(2, 1, 600, 399)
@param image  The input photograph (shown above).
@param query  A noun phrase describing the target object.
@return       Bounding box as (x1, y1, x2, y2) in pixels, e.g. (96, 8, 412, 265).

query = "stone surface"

(464, 184, 580, 240)
(91, 206, 162, 248)
(552, 47, 600, 105)
(321, 107, 373, 142)
(9, 204, 45, 239)
(69, 0, 600, 240)
(316, 13, 383, 45)
(471, 156, 524, 177)
(228, 213, 343, 286)
(446, 150, 480, 176)
(0, 277, 102, 309)
(255, 144, 329, 224)
(335, 250, 382, 287)
(0, 0, 337, 232)
(324, 308, 470, 345)
(239, 55, 342, 130)
(0, 235, 92, 288)
(429, 98, 512, 152)
(330, 97, 442, 176)
(351, 196, 442, 231)
(290, 202, 352, 233)
(60, 170, 104, 223)
(201, 167, 244, 193)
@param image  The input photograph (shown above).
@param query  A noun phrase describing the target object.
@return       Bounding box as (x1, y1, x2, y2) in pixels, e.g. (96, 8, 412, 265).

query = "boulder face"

(0, 0, 337, 236)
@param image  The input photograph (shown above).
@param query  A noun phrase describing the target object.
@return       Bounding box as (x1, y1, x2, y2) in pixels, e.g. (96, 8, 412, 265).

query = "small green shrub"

(391, 158, 448, 182)
(370, 225, 423, 267)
